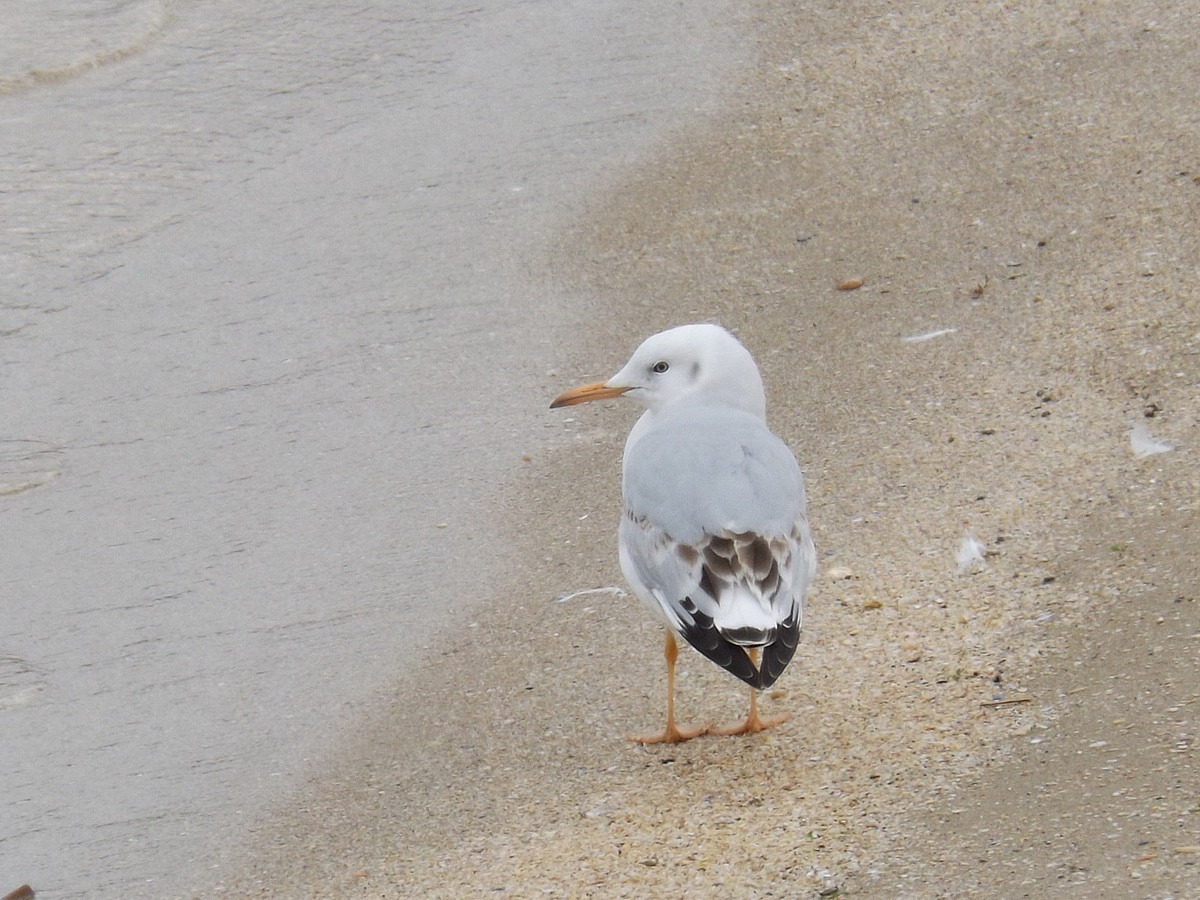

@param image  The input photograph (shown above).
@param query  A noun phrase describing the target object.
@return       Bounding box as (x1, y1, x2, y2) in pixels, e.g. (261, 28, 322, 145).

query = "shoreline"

(213, 2, 1198, 896)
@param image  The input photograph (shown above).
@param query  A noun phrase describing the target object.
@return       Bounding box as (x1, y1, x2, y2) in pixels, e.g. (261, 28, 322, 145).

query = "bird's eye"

(651, 360, 670, 374)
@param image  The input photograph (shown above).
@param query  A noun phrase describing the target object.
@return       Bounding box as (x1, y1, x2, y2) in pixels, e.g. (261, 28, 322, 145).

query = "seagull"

(551, 323, 815, 743)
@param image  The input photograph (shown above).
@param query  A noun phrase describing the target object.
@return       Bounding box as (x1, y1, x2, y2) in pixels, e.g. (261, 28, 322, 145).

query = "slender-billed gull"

(551, 324, 815, 743)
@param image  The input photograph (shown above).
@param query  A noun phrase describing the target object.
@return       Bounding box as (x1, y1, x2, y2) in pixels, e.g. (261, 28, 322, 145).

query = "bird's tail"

(712, 590, 778, 648)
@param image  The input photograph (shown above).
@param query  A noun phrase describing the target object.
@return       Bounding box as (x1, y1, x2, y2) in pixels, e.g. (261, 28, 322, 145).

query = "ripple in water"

(0, 656, 47, 711)
(0, 440, 62, 496)
(0, 0, 177, 94)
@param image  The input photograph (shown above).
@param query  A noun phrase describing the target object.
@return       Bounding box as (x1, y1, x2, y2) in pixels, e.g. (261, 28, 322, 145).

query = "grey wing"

(618, 509, 761, 686)
(618, 509, 701, 632)
(620, 409, 815, 687)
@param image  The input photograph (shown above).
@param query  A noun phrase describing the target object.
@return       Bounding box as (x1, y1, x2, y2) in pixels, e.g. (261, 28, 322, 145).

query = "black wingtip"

(756, 615, 800, 688)
(678, 620, 758, 686)
(678, 610, 800, 689)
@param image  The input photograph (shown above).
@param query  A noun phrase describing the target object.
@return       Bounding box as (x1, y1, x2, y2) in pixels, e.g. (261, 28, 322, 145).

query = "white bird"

(551, 324, 815, 743)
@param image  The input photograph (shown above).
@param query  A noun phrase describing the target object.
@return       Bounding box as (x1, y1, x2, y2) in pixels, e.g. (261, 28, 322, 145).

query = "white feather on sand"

(1130, 422, 1173, 459)
(555, 586, 627, 603)
(956, 532, 986, 574)
(902, 328, 958, 343)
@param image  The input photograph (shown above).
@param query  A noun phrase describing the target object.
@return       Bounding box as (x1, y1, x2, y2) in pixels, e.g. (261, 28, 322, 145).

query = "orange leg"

(710, 648, 790, 737)
(631, 631, 708, 744)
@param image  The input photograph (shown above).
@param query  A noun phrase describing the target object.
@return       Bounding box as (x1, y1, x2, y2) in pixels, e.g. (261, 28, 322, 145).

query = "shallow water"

(0, 1, 750, 895)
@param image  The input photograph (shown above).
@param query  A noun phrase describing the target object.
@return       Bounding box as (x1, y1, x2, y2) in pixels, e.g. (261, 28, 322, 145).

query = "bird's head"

(550, 323, 766, 419)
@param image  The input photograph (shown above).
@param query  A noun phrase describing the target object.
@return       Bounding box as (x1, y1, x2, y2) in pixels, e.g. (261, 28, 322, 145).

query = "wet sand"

(213, 2, 1198, 896)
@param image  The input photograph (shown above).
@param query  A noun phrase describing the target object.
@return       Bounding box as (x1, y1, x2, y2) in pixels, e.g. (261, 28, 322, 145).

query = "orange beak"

(549, 381, 632, 409)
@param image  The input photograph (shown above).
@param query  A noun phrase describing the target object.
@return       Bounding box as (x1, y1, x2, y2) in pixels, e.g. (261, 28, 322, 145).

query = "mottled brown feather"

(703, 545, 736, 579)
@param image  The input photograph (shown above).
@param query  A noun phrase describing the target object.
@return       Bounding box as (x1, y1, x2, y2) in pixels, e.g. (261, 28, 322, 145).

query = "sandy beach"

(213, 2, 1197, 897)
